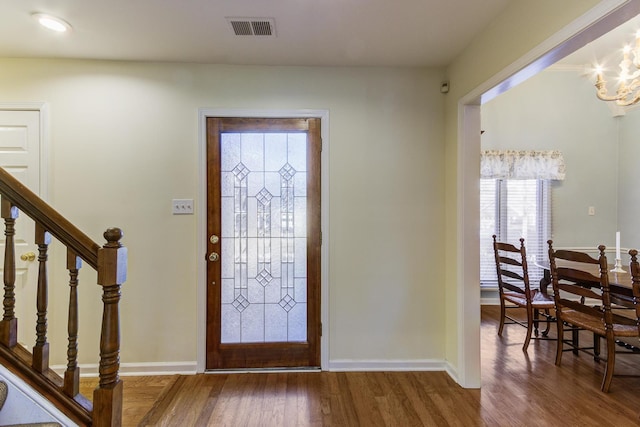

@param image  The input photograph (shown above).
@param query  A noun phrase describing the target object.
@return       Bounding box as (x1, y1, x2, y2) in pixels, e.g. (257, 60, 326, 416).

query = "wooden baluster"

(93, 227, 126, 427)
(63, 248, 82, 397)
(32, 223, 51, 373)
(0, 198, 18, 348)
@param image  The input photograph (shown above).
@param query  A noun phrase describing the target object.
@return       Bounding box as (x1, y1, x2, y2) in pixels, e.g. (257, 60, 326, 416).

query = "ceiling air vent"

(227, 17, 276, 37)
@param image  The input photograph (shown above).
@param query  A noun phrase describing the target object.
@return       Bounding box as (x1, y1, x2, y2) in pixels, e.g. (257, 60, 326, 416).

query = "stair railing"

(0, 167, 126, 426)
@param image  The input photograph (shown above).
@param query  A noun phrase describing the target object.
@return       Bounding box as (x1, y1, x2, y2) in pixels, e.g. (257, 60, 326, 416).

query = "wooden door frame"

(196, 108, 330, 372)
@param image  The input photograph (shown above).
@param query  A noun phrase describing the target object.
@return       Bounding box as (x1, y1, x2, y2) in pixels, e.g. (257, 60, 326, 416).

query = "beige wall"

(0, 0, 625, 382)
(0, 59, 446, 368)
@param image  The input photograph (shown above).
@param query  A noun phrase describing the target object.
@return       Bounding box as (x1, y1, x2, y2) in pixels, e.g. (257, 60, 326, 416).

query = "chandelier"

(595, 31, 640, 106)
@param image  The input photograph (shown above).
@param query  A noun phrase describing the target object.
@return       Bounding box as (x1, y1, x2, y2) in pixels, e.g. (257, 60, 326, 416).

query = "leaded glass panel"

(220, 132, 308, 343)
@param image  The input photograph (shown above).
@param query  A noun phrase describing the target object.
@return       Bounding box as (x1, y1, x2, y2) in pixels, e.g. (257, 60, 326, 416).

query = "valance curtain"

(480, 150, 566, 180)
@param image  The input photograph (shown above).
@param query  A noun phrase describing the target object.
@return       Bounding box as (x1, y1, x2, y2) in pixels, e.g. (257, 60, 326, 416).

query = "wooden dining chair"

(547, 241, 638, 392)
(492, 235, 554, 351)
(629, 249, 640, 337)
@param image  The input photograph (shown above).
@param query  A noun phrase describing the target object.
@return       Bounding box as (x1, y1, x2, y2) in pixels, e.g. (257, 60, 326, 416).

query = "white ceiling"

(0, 0, 514, 67)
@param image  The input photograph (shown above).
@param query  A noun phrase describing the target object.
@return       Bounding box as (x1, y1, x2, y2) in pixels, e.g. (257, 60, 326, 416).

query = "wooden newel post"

(93, 227, 126, 427)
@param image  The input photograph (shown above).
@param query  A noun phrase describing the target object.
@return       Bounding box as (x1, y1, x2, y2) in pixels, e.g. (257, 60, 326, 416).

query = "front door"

(0, 109, 42, 346)
(205, 117, 321, 369)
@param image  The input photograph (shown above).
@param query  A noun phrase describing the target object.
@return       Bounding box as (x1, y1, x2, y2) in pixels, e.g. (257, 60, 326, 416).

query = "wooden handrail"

(0, 167, 99, 268)
(0, 167, 126, 426)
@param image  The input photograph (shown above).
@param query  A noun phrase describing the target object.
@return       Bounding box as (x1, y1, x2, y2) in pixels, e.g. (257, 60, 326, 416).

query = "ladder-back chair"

(628, 249, 640, 341)
(548, 241, 638, 392)
(493, 235, 554, 351)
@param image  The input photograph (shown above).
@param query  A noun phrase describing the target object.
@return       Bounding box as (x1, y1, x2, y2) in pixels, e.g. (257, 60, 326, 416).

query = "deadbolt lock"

(210, 235, 219, 244)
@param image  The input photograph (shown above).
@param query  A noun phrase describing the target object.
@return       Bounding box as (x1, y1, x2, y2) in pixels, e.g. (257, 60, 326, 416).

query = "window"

(480, 178, 551, 286)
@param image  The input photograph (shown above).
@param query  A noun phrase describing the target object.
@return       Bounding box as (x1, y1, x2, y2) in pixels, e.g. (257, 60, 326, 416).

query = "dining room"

(480, 15, 640, 290)
(479, 13, 640, 398)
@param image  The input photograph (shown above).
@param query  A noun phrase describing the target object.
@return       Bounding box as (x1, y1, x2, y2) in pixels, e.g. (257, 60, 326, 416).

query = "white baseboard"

(51, 361, 198, 378)
(328, 359, 447, 372)
(203, 368, 321, 374)
(54, 359, 454, 378)
(444, 361, 459, 385)
(481, 287, 499, 305)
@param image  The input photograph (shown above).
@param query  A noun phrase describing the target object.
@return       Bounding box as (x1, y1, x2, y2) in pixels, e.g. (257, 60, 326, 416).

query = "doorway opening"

(457, 1, 640, 387)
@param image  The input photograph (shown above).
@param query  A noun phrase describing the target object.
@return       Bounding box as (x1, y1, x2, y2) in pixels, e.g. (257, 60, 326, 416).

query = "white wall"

(617, 106, 640, 248)
(483, 66, 640, 255)
(481, 68, 620, 249)
(0, 59, 446, 370)
(0, 365, 75, 426)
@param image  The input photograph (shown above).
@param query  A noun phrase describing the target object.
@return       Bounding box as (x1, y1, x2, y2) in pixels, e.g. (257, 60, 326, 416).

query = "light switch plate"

(172, 199, 194, 215)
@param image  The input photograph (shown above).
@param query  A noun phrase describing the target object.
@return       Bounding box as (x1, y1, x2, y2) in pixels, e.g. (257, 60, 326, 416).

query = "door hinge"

(320, 231, 322, 245)
(319, 322, 323, 337)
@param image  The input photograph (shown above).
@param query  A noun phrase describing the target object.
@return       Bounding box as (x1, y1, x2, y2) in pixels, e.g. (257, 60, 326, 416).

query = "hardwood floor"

(80, 306, 640, 426)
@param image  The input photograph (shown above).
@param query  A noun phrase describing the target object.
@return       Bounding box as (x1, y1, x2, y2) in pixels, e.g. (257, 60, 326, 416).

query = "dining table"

(535, 259, 638, 354)
(535, 260, 635, 304)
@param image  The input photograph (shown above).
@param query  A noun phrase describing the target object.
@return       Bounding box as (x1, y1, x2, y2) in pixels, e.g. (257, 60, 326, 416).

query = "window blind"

(480, 179, 551, 287)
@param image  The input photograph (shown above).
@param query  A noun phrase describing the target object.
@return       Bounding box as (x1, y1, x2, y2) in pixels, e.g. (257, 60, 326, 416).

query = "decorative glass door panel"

(206, 117, 320, 369)
(220, 132, 307, 343)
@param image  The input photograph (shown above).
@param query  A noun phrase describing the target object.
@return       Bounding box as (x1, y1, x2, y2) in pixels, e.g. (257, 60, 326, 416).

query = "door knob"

(208, 252, 219, 262)
(20, 252, 36, 262)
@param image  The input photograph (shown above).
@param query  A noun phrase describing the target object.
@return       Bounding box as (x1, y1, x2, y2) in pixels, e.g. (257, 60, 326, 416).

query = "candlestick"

(611, 231, 625, 273)
(611, 257, 625, 273)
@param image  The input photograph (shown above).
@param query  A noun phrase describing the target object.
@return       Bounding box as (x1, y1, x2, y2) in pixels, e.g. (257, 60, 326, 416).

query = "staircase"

(0, 167, 126, 426)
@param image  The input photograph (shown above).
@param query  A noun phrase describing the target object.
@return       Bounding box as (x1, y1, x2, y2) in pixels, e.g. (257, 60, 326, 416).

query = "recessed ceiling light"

(32, 13, 72, 33)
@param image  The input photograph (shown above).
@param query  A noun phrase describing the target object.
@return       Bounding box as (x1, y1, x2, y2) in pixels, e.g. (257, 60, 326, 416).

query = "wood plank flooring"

(79, 306, 640, 426)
